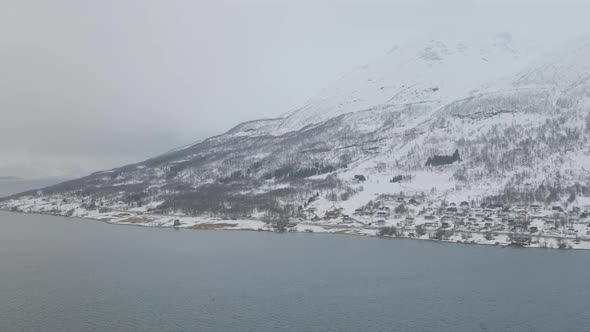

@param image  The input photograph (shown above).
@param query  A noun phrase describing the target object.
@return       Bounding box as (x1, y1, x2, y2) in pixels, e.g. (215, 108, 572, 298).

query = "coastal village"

(296, 190, 590, 249)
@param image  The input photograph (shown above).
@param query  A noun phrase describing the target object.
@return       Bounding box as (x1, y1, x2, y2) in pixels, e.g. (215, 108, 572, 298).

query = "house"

(354, 174, 366, 182)
(489, 203, 504, 209)
(446, 206, 458, 213)
(409, 198, 419, 206)
(510, 235, 532, 246)
(423, 222, 438, 229)
(529, 226, 539, 233)
(565, 228, 576, 236)
(552, 206, 564, 212)
(460, 201, 470, 208)
(531, 204, 542, 212)
(324, 210, 340, 220)
(376, 210, 389, 218)
(494, 224, 506, 231)
(441, 222, 451, 229)
(454, 217, 465, 226)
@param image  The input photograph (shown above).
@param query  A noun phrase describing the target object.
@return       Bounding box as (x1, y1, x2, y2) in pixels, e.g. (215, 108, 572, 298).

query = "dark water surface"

(1, 182, 590, 331)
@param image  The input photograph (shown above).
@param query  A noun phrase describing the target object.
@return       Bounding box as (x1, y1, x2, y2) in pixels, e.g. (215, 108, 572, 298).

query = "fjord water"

(2, 183, 590, 331)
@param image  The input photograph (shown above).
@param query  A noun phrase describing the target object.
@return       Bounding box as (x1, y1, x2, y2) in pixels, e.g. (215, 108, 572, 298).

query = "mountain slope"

(3, 33, 590, 221)
(275, 32, 531, 135)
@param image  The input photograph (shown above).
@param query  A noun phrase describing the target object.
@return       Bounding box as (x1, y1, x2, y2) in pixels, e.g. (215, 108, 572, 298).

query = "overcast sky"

(1, 0, 588, 179)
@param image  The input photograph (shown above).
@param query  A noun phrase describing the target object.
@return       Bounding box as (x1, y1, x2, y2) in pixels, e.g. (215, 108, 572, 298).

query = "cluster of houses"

(298, 193, 590, 239)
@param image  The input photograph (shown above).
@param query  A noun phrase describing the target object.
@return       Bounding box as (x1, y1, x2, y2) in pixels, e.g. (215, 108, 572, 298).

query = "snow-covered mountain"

(215, 32, 535, 138)
(4, 33, 590, 220)
(275, 32, 532, 134)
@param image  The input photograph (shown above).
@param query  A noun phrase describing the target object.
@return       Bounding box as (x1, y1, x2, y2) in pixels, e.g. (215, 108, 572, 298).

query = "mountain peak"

(274, 32, 533, 135)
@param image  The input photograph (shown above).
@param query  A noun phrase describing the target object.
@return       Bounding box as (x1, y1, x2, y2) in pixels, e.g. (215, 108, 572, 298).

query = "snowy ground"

(3, 192, 590, 250)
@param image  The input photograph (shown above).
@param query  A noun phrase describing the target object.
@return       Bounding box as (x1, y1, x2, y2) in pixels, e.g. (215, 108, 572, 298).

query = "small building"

(423, 222, 438, 229)
(354, 174, 366, 182)
(494, 224, 506, 231)
(324, 211, 339, 220)
(376, 211, 389, 218)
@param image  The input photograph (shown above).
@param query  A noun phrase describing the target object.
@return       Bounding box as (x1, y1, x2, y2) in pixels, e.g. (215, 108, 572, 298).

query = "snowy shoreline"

(2, 205, 589, 250)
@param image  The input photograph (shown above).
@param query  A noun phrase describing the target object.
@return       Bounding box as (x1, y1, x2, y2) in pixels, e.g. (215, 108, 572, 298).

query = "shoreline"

(1, 208, 587, 250)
